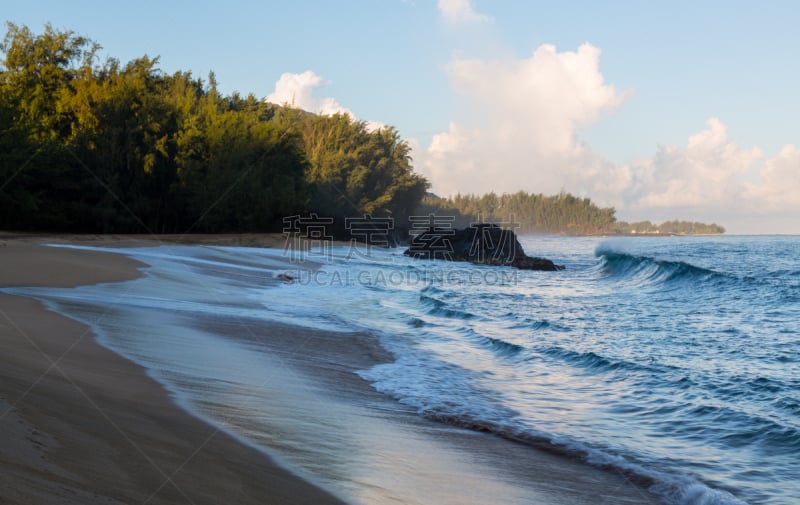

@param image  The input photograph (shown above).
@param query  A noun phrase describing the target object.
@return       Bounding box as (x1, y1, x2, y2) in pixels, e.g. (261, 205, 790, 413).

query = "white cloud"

(618, 118, 800, 232)
(625, 118, 763, 212)
(265, 70, 385, 131)
(266, 70, 351, 116)
(744, 144, 800, 211)
(412, 39, 800, 233)
(437, 0, 491, 24)
(414, 43, 630, 198)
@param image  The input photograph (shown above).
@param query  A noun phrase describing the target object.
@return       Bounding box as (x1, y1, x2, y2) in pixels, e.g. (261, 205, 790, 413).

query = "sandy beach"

(0, 235, 663, 505)
(0, 237, 345, 505)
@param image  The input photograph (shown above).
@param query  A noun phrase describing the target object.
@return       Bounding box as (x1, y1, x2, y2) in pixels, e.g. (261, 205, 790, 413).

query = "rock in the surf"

(404, 224, 564, 271)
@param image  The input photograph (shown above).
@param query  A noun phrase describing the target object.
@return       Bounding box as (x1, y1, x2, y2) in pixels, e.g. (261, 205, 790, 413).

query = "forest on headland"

(419, 193, 725, 235)
(0, 23, 724, 237)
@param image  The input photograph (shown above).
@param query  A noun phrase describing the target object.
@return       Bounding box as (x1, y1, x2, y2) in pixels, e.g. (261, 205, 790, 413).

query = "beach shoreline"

(0, 237, 346, 505)
(0, 235, 664, 505)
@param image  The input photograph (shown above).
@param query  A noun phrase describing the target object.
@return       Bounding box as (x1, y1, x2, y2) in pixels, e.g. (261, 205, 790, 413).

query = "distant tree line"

(613, 220, 725, 235)
(0, 23, 427, 234)
(419, 193, 725, 235)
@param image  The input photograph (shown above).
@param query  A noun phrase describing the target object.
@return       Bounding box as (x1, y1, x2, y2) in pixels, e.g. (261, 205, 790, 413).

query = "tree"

(1, 22, 98, 141)
(177, 99, 308, 232)
(275, 108, 428, 234)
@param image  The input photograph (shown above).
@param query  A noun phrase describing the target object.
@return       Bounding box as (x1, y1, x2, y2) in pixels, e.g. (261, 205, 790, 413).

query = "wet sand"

(202, 320, 664, 505)
(0, 239, 345, 505)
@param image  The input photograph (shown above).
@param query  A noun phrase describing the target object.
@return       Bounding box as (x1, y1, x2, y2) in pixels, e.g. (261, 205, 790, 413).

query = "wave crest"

(594, 248, 727, 288)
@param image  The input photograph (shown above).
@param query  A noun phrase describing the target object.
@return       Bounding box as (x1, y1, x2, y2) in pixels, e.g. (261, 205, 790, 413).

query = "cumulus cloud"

(744, 144, 800, 211)
(412, 38, 800, 232)
(266, 70, 351, 116)
(437, 0, 491, 24)
(265, 70, 385, 131)
(625, 118, 762, 212)
(618, 119, 800, 232)
(414, 43, 630, 198)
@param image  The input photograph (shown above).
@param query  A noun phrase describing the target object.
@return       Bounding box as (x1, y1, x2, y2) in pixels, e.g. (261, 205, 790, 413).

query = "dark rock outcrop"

(404, 224, 564, 271)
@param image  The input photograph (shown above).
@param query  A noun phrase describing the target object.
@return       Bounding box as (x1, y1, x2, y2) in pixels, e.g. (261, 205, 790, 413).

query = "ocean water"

(6, 235, 799, 505)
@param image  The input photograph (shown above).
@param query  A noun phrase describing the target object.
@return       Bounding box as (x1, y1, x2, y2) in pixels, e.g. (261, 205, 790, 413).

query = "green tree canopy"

(421, 192, 723, 236)
(274, 108, 428, 231)
(0, 23, 427, 235)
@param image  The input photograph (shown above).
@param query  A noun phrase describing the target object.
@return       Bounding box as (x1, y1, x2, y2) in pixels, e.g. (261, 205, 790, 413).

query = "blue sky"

(4, 1, 800, 232)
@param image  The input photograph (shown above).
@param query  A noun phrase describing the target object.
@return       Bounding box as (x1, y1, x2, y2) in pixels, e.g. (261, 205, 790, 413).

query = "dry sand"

(0, 238, 345, 505)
